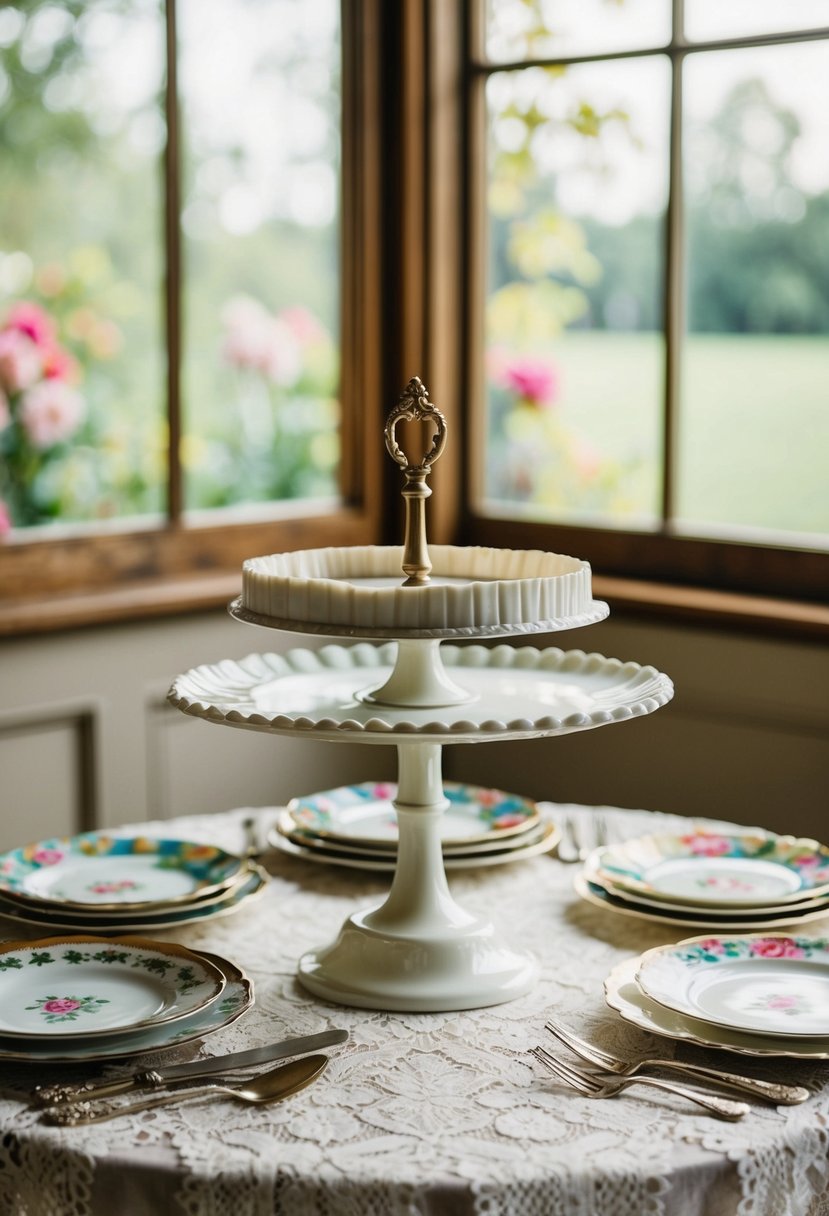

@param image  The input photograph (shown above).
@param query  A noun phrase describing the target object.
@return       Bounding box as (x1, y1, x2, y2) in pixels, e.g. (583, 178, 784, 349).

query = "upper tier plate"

(237, 545, 609, 638)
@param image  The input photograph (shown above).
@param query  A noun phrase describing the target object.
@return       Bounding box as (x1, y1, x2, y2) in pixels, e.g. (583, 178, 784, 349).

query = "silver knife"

(32, 1028, 348, 1108)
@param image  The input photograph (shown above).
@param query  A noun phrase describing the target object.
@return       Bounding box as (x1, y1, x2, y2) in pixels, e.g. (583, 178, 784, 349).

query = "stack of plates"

(0, 935, 253, 1065)
(0, 832, 268, 933)
(269, 781, 560, 871)
(606, 932, 829, 1060)
(576, 828, 829, 931)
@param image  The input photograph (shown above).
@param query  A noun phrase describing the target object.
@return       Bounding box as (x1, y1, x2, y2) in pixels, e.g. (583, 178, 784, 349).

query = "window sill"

(0, 570, 826, 641)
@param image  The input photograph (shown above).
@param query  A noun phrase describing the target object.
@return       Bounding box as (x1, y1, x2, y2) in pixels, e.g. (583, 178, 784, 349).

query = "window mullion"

(164, 0, 183, 524)
(662, 1, 685, 529)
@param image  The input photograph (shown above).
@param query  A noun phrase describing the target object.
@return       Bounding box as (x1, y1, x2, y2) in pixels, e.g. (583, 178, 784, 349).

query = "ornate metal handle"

(33, 1070, 163, 1108)
(384, 377, 447, 586)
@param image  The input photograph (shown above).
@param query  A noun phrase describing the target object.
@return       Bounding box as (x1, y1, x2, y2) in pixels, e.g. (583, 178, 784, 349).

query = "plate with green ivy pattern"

(0, 936, 225, 1041)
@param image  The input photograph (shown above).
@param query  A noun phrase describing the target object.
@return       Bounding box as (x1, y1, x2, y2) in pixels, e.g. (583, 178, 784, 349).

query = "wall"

(0, 608, 826, 849)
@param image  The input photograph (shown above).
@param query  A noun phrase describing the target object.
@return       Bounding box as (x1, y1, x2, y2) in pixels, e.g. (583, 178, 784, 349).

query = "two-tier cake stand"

(169, 379, 673, 1012)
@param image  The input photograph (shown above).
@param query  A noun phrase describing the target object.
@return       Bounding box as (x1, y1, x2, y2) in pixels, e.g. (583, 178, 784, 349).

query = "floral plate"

(0, 834, 244, 912)
(0, 951, 252, 1064)
(636, 934, 829, 1037)
(271, 817, 559, 871)
(604, 955, 829, 1060)
(0, 864, 268, 933)
(574, 873, 829, 931)
(0, 936, 225, 1041)
(587, 831, 829, 908)
(288, 781, 540, 846)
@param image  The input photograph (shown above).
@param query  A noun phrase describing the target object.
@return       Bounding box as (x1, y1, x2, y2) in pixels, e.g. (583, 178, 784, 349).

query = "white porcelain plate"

(605, 955, 829, 1060)
(0, 865, 268, 934)
(589, 831, 829, 908)
(636, 934, 829, 1037)
(288, 780, 539, 846)
(0, 952, 253, 1064)
(270, 818, 559, 871)
(0, 936, 226, 1040)
(0, 834, 243, 911)
(169, 643, 673, 744)
(574, 873, 829, 932)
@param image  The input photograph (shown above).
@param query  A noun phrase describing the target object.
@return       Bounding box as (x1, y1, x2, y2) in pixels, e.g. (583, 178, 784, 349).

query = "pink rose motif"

(750, 937, 805, 958)
(697, 938, 726, 954)
(768, 995, 798, 1010)
(681, 833, 732, 857)
(42, 998, 81, 1014)
(18, 379, 85, 449)
(371, 783, 395, 800)
(495, 813, 529, 829)
(0, 329, 42, 393)
(31, 848, 64, 866)
(499, 355, 559, 409)
(4, 301, 56, 348)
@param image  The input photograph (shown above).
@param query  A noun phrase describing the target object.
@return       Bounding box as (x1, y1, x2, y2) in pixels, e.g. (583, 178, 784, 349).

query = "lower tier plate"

(169, 643, 673, 744)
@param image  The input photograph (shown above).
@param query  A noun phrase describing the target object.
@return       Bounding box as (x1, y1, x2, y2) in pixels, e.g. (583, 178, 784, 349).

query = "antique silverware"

(32, 1027, 348, 1108)
(545, 1019, 809, 1105)
(43, 1054, 329, 1126)
(530, 1045, 749, 1120)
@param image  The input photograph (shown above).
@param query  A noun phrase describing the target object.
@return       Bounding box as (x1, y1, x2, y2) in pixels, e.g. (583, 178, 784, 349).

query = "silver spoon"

(45, 1053, 329, 1126)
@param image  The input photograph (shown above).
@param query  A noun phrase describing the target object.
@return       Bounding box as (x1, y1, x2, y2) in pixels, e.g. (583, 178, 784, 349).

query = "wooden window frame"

(460, 0, 829, 608)
(0, 0, 387, 635)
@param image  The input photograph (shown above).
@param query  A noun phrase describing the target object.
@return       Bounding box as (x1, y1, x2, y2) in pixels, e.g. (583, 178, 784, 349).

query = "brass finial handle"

(384, 377, 447, 586)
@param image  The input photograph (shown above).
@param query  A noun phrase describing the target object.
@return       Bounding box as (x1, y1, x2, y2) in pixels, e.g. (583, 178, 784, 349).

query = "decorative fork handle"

(614, 1074, 748, 1120)
(643, 1059, 809, 1106)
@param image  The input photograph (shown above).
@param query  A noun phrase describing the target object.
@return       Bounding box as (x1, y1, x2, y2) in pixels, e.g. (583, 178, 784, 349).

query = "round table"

(1, 803, 827, 1216)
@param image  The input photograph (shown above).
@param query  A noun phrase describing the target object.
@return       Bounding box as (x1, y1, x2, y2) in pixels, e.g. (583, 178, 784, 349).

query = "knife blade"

(32, 1028, 348, 1108)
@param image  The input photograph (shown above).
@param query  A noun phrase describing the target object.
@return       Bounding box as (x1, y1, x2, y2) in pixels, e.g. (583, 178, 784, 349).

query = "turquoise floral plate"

(0, 936, 226, 1041)
(0, 834, 244, 912)
(636, 933, 829, 1037)
(288, 781, 539, 847)
(0, 951, 253, 1064)
(587, 830, 829, 909)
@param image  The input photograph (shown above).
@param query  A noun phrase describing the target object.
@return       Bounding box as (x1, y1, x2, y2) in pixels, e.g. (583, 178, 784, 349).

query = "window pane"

(0, 1, 165, 532)
(481, 58, 668, 527)
(179, 0, 341, 514)
(686, 1, 829, 42)
(679, 42, 829, 543)
(485, 0, 670, 63)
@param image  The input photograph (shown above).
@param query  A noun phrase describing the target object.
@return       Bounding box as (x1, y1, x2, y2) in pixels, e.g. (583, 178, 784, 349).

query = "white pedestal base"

(297, 906, 538, 1011)
(295, 739, 537, 1011)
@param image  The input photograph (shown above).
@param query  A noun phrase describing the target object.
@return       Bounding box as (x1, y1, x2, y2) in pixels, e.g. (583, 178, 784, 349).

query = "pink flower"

(681, 833, 732, 857)
(0, 329, 42, 393)
(697, 938, 726, 954)
(4, 301, 56, 348)
(42, 998, 81, 1014)
(767, 995, 798, 1009)
(18, 379, 85, 449)
(221, 295, 301, 387)
(499, 355, 559, 408)
(279, 305, 326, 346)
(42, 343, 79, 383)
(750, 937, 805, 959)
(0, 500, 10, 538)
(371, 783, 395, 800)
(32, 848, 64, 866)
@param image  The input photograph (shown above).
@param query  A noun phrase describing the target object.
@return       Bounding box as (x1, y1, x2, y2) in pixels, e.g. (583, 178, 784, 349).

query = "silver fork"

(545, 1019, 809, 1106)
(530, 1046, 749, 1120)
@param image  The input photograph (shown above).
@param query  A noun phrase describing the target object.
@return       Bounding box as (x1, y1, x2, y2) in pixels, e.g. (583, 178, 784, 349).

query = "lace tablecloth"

(2, 803, 829, 1216)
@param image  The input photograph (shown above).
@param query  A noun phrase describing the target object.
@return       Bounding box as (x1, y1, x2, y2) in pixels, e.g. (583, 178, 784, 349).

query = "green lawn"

(497, 331, 829, 538)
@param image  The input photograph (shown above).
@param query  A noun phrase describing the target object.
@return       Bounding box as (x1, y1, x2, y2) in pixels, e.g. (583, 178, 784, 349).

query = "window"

(0, 0, 383, 617)
(465, 0, 829, 601)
